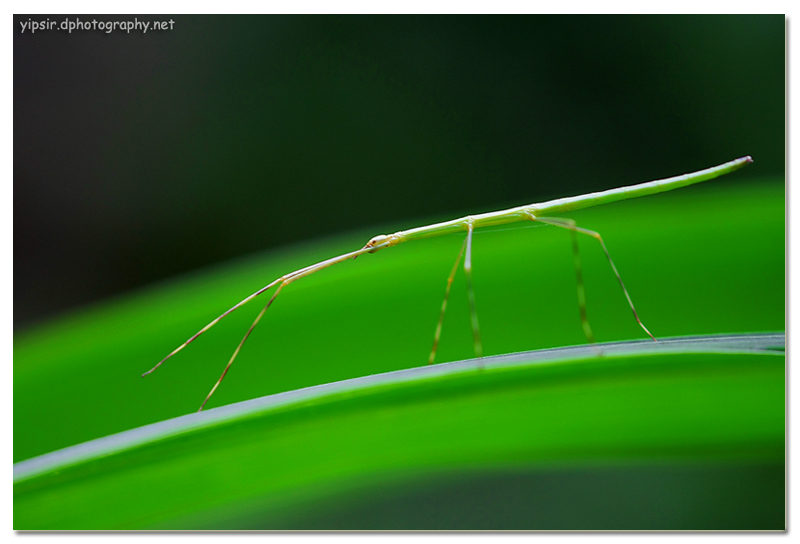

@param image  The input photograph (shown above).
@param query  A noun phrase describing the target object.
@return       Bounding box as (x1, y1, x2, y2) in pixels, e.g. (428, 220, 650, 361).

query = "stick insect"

(143, 156, 753, 411)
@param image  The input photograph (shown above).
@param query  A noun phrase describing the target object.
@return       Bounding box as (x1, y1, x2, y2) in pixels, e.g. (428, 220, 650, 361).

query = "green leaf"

(14, 181, 785, 529)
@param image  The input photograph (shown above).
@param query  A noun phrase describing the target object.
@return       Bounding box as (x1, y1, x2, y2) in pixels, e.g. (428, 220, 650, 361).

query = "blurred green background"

(14, 15, 784, 529)
(14, 15, 784, 328)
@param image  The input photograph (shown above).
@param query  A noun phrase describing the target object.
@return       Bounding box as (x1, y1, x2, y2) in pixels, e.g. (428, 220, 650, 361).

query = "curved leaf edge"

(14, 331, 785, 483)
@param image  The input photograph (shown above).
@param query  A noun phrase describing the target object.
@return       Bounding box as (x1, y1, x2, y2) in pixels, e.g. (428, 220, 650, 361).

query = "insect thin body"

(143, 156, 753, 411)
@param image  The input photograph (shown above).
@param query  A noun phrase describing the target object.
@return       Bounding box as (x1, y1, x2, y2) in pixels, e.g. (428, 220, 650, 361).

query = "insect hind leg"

(529, 214, 656, 342)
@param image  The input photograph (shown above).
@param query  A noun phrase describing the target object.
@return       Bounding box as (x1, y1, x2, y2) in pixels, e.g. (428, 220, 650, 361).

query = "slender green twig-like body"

(143, 156, 753, 411)
(378, 156, 752, 246)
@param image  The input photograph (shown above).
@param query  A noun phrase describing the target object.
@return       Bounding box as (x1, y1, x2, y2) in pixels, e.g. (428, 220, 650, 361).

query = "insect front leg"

(198, 282, 287, 412)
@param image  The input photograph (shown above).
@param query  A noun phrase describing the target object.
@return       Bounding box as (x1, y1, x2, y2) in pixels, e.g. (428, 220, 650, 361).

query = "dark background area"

(13, 15, 785, 330)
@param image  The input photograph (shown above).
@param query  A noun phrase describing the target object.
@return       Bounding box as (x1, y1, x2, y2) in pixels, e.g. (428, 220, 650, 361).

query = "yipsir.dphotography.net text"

(19, 16, 174, 35)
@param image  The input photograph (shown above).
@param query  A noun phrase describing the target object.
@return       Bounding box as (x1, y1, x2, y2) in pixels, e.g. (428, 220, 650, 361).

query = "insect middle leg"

(428, 238, 467, 365)
(464, 222, 483, 358)
(529, 214, 656, 342)
(427, 222, 483, 365)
